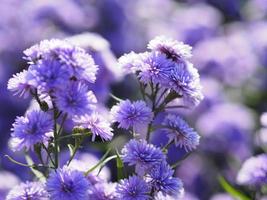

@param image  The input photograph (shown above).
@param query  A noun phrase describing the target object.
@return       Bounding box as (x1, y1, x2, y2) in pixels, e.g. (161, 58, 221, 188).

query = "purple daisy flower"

(162, 114, 200, 152)
(116, 176, 150, 200)
(121, 139, 165, 175)
(73, 112, 113, 141)
(55, 81, 97, 116)
(111, 100, 153, 131)
(24, 39, 98, 83)
(138, 52, 174, 86)
(7, 70, 36, 98)
(148, 162, 184, 197)
(118, 51, 147, 74)
(46, 166, 89, 200)
(168, 62, 203, 107)
(237, 154, 267, 187)
(6, 181, 48, 200)
(10, 110, 53, 151)
(30, 58, 70, 93)
(148, 35, 192, 62)
(88, 182, 117, 200)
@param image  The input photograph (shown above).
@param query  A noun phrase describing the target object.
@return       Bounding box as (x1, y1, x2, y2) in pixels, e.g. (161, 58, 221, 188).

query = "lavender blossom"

(118, 51, 147, 74)
(73, 112, 113, 141)
(46, 166, 89, 200)
(236, 154, 267, 187)
(148, 162, 184, 197)
(138, 52, 174, 86)
(88, 182, 117, 200)
(116, 176, 150, 200)
(10, 110, 53, 151)
(148, 35, 192, 61)
(7, 70, 36, 98)
(111, 100, 153, 131)
(168, 62, 203, 106)
(162, 114, 200, 152)
(6, 181, 48, 200)
(55, 81, 97, 116)
(30, 58, 70, 93)
(121, 139, 165, 175)
(24, 39, 98, 83)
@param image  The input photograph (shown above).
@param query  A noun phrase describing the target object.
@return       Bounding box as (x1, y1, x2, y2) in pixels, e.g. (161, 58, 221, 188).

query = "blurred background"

(0, 0, 267, 199)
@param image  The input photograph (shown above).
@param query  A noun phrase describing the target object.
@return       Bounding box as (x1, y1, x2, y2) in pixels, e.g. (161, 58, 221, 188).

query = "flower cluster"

(118, 139, 184, 199)
(8, 39, 98, 117)
(119, 35, 203, 107)
(6, 36, 202, 200)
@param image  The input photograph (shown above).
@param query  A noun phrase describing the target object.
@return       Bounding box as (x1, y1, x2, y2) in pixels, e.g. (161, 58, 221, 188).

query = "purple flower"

(10, 110, 53, 151)
(24, 39, 98, 83)
(138, 52, 174, 86)
(46, 166, 89, 200)
(168, 62, 203, 106)
(162, 114, 200, 152)
(55, 81, 97, 116)
(148, 35, 192, 62)
(116, 176, 150, 200)
(30, 58, 70, 93)
(111, 100, 153, 131)
(236, 154, 267, 187)
(154, 191, 184, 200)
(88, 182, 116, 200)
(121, 139, 165, 175)
(148, 162, 184, 197)
(118, 51, 147, 74)
(6, 181, 48, 200)
(73, 112, 113, 141)
(7, 70, 36, 98)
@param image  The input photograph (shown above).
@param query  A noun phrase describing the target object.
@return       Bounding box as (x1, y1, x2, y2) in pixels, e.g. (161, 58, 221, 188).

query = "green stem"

(41, 143, 56, 167)
(52, 102, 59, 168)
(85, 148, 112, 176)
(171, 152, 192, 169)
(162, 140, 174, 152)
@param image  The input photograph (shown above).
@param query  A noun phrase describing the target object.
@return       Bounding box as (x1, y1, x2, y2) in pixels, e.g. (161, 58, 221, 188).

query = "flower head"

(121, 139, 165, 175)
(10, 110, 53, 151)
(138, 52, 174, 86)
(162, 114, 200, 152)
(30, 58, 70, 93)
(116, 176, 150, 200)
(24, 39, 98, 83)
(168, 62, 203, 106)
(111, 100, 153, 131)
(6, 181, 48, 200)
(237, 154, 267, 187)
(7, 70, 36, 98)
(118, 52, 147, 74)
(73, 112, 113, 141)
(148, 35, 192, 61)
(88, 182, 117, 200)
(148, 162, 184, 197)
(55, 81, 97, 116)
(46, 166, 89, 200)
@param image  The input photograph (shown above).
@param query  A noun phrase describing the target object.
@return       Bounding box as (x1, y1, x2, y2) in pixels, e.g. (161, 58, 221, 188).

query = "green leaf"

(115, 150, 124, 180)
(218, 175, 250, 200)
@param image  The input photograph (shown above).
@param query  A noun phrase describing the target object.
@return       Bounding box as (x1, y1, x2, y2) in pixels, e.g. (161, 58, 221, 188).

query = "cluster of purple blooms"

(6, 36, 202, 199)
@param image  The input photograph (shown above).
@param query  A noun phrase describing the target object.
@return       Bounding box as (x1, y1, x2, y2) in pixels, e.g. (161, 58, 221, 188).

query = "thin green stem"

(85, 148, 112, 176)
(162, 140, 174, 152)
(171, 152, 192, 169)
(52, 102, 59, 168)
(41, 143, 56, 167)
